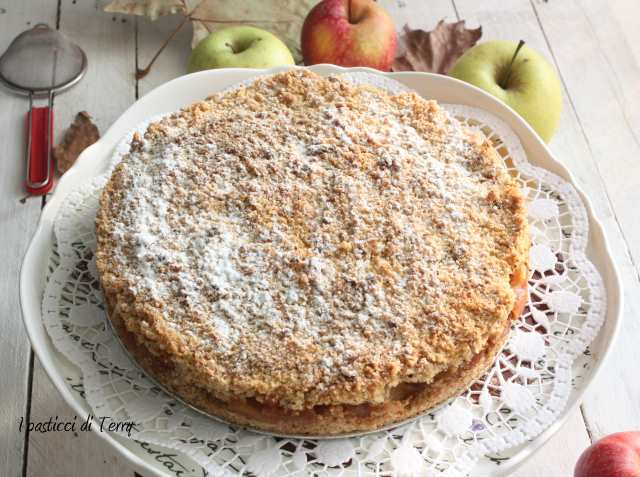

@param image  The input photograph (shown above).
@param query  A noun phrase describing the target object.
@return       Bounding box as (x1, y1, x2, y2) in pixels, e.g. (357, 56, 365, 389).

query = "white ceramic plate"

(20, 65, 622, 476)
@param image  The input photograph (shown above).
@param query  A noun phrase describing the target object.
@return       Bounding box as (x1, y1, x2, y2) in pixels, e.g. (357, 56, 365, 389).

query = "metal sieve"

(0, 23, 87, 194)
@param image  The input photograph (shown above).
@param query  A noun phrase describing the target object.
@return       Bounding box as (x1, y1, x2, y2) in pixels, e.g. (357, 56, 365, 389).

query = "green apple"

(449, 40, 562, 142)
(188, 26, 294, 72)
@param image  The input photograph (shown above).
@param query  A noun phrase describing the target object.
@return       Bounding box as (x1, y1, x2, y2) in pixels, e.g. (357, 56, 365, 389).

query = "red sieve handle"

(25, 95, 54, 195)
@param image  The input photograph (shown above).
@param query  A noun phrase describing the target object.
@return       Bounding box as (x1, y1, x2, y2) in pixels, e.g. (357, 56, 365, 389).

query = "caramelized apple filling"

(510, 264, 529, 319)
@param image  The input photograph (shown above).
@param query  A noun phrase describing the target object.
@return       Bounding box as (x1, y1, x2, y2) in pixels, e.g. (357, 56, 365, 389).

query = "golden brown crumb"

(96, 70, 529, 435)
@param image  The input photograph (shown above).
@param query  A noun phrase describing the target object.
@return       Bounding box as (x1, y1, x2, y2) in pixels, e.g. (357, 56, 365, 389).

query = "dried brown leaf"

(392, 20, 482, 74)
(54, 112, 100, 174)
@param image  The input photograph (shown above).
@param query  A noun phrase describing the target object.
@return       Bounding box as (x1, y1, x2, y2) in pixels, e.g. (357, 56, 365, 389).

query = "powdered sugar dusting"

(97, 71, 526, 409)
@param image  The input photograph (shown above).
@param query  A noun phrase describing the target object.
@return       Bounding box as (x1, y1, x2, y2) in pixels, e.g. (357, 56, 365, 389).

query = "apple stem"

(499, 39, 526, 89)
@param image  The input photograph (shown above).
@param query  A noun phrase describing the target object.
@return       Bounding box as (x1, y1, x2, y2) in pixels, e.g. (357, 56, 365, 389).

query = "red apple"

(575, 432, 640, 477)
(301, 0, 397, 71)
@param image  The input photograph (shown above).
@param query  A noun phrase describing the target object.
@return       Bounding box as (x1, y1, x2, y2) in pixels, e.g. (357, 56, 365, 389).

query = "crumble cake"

(96, 70, 529, 435)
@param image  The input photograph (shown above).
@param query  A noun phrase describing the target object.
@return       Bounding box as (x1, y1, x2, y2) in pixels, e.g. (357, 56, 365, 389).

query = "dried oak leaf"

(54, 112, 100, 174)
(392, 20, 482, 74)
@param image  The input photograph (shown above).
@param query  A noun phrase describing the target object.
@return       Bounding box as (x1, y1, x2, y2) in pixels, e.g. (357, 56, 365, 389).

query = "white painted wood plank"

(533, 0, 640, 274)
(532, 0, 640, 439)
(26, 362, 133, 477)
(53, 0, 136, 138)
(513, 408, 591, 477)
(136, 13, 193, 97)
(380, 0, 457, 31)
(608, 0, 640, 68)
(0, 2, 58, 475)
(26, 1, 138, 476)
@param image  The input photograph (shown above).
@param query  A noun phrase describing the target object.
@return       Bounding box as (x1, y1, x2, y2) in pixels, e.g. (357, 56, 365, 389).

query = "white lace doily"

(42, 73, 606, 476)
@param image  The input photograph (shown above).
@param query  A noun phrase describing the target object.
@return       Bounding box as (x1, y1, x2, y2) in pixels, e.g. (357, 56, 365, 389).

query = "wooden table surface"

(1, 0, 638, 475)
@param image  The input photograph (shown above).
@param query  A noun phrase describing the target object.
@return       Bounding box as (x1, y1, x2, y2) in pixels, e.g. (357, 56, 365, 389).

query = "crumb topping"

(96, 70, 528, 409)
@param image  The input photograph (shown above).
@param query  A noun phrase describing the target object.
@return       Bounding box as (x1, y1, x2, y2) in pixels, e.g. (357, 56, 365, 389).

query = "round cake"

(96, 70, 529, 435)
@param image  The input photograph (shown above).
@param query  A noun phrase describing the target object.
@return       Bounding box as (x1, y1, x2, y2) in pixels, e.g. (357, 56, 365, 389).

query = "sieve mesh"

(0, 23, 86, 94)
